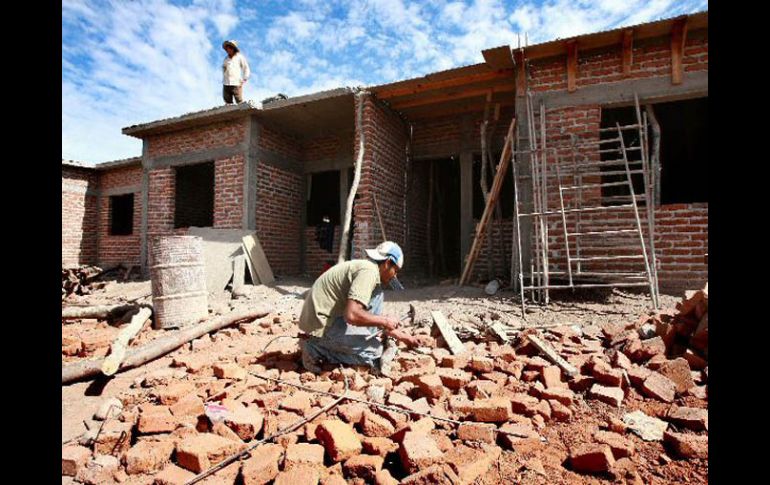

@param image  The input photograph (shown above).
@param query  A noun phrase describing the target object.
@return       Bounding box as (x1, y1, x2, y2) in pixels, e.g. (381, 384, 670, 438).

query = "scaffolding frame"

(511, 92, 660, 315)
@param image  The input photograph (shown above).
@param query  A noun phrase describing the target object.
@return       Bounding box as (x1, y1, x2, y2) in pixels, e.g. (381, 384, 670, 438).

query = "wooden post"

(338, 91, 367, 263)
(670, 17, 688, 85)
(566, 41, 578, 93)
(622, 29, 634, 77)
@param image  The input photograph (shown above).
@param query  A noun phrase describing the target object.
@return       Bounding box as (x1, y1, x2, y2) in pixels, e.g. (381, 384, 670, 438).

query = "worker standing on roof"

(297, 241, 431, 374)
(222, 40, 250, 104)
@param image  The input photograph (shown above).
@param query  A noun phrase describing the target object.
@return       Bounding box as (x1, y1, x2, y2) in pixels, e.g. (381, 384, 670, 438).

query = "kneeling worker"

(298, 241, 426, 373)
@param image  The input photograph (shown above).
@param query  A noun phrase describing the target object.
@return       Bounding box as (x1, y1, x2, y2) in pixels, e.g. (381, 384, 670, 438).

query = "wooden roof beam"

(566, 40, 578, 92)
(622, 29, 634, 77)
(389, 84, 515, 110)
(671, 16, 688, 85)
(482, 45, 515, 70)
(375, 70, 514, 99)
(513, 49, 527, 97)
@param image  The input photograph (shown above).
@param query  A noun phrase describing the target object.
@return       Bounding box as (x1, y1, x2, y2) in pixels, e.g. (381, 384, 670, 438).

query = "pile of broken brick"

(62, 286, 708, 484)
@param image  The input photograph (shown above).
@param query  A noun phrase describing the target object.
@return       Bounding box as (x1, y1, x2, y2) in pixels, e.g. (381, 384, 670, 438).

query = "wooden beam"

(375, 70, 513, 99)
(403, 99, 515, 121)
(431, 311, 466, 355)
(670, 16, 688, 85)
(482, 45, 515, 70)
(513, 49, 526, 97)
(566, 40, 578, 93)
(390, 84, 515, 110)
(622, 29, 634, 77)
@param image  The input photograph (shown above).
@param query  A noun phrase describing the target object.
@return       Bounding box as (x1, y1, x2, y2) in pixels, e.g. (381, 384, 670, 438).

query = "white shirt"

(222, 52, 250, 86)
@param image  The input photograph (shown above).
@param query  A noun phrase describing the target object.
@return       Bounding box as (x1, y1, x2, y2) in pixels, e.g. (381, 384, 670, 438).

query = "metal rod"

(573, 254, 645, 262)
(635, 97, 659, 309)
(540, 100, 550, 305)
(519, 203, 636, 216)
(568, 229, 638, 236)
(556, 163, 573, 287)
(522, 282, 650, 290)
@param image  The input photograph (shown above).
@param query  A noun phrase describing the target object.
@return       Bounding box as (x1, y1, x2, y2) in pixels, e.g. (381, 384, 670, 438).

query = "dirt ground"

(62, 275, 705, 484)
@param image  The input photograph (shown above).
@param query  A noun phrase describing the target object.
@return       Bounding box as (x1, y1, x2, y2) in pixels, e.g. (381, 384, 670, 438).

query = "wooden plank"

(622, 29, 634, 77)
(566, 40, 578, 93)
(233, 254, 245, 291)
(482, 45, 515, 70)
(670, 16, 688, 85)
(513, 49, 527, 97)
(489, 322, 510, 344)
(242, 243, 260, 285)
(390, 84, 515, 110)
(376, 69, 513, 99)
(528, 334, 578, 376)
(431, 311, 466, 355)
(459, 118, 516, 285)
(242, 234, 275, 284)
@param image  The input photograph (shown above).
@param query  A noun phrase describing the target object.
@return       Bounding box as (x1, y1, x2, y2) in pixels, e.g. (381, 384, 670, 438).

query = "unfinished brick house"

(61, 12, 707, 296)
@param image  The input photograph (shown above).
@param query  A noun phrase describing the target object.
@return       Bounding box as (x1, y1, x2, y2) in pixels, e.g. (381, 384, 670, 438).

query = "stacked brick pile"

(62, 291, 708, 483)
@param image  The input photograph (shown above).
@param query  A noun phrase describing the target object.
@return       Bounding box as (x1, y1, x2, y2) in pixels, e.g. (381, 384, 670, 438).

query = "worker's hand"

(381, 316, 400, 332)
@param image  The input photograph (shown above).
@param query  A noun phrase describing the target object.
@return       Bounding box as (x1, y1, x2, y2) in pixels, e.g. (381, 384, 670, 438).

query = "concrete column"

(139, 140, 150, 276)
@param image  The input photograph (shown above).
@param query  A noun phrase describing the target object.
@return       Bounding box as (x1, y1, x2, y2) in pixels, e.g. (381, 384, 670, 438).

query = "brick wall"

(301, 134, 351, 162)
(304, 225, 340, 277)
(98, 165, 142, 266)
(62, 166, 98, 267)
(352, 94, 409, 261)
(146, 119, 246, 157)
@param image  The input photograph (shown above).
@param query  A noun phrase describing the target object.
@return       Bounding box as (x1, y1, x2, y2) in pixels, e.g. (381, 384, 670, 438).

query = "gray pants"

(223, 85, 243, 104)
(302, 288, 384, 368)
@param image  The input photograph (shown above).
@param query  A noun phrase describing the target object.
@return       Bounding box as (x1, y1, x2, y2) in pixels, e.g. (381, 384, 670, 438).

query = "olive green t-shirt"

(299, 259, 381, 337)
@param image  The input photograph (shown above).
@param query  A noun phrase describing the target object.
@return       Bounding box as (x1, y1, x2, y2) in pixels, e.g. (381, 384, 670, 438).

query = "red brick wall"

(301, 135, 351, 162)
(352, 94, 409, 260)
(62, 166, 98, 267)
(98, 165, 142, 266)
(255, 162, 303, 276)
(146, 119, 246, 157)
(214, 155, 245, 228)
(304, 225, 340, 277)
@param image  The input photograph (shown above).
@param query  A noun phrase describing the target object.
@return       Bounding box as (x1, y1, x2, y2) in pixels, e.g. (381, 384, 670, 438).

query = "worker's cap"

(365, 241, 404, 269)
(222, 40, 239, 52)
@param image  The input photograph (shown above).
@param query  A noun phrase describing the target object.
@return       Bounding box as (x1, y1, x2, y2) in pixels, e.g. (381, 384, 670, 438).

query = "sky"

(62, 0, 707, 165)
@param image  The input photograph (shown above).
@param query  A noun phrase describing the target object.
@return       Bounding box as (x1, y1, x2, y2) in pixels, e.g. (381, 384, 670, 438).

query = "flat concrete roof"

(62, 159, 92, 169)
(122, 102, 260, 138)
(95, 156, 142, 170)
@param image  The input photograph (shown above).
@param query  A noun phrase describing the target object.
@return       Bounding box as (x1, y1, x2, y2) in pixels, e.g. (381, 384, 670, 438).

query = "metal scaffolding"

(511, 92, 659, 315)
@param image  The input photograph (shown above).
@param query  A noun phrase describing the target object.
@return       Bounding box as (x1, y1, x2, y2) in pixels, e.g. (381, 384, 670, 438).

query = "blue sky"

(62, 0, 707, 164)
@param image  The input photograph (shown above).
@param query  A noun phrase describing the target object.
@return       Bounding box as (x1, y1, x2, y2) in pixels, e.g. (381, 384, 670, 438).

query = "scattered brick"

(535, 399, 552, 421)
(337, 403, 368, 424)
(400, 464, 459, 485)
(656, 358, 695, 394)
(541, 365, 565, 389)
(594, 430, 635, 459)
(612, 351, 633, 371)
(569, 375, 595, 392)
(138, 405, 177, 434)
(444, 444, 502, 485)
(94, 419, 133, 455)
(320, 475, 347, 485)
(468, 356, 494, 373)
(549, 400, 573, 421)
(263, 411, 301, 437)
(273, 464, 320, 485)
(540, 387, 574, 406)
(591, 361, 624, 387)
(361, 410, 396, 438)
(224, 407, 264, 441)
(413, 374, 445, 399)
(240, 443, 283, 485)
(498, 423, 541, 449)
(471, 397, 513, 422)
(641, 372, 676, 402)
(627, 365, 652, 386)
(666, 406, 708, 431)
(124, 439, 174, 474)
(374, 469, 399, 485)
(406, 397, 431, 415)
(213, 421, 243, 442)
(361, 437, 398, 456)
(74, 454, 119, 485)
(399, 431, 445, 474)
(315, 419, 362, 462)
(176, 433, 244, 473)
(663, 431, 708, 459)
(465, 380, 500, 399)
(343, 454, 384, 481)
(281, 391, 313, 414)
(386, 392, 414, 409)
(457, 422, 496, 443)
(170, 393, 205, 418)
(437, 368, 472, 390)
(392, 418, 436, 443)
(157, 381, 197, 405)
(509, 393, 540, 416)
(285, 443, 325, 468)
(682, 349, 707, 370)
(570, 444, 615, 473)
(588, 384, 624, 407)
(213, 363, 247, 380)
(154, 463, 196, 485)
(62, 444, 91, 476)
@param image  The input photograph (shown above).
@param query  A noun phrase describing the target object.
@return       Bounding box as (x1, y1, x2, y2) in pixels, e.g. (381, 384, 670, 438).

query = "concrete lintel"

(532, 71, 708, 110)
(304, 156, 353, 174)
(146, 144, 246, 170)
(102, 185, 141, 197)
(256, 148, 302, 174)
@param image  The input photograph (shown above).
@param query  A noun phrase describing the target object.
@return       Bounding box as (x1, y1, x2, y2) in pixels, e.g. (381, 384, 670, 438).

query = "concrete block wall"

(62, 166, 98, 268)
(97, 165, 142, 266)
(352, 94, 409, 261)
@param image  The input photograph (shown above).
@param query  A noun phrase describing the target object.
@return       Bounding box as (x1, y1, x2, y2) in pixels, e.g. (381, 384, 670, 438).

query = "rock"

(588, 384, 624, 407)
(593, 430, 634, 458)
(663, 431, 708, 459)
(666, 406, 708, 431)
(94, 398, 123, 420)
(570, 444, 615, 473)
(623, 410, 668, 441)
(315, 419, 362, 462)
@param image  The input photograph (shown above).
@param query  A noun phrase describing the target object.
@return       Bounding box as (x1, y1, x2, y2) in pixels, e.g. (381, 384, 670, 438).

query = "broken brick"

(540, 387, 574, 406)
(682, 349, 707, 370)
(541, 365, 565, 389)
(392, 418, 436, 443)
(93, 419, 133, 455)
(281, 391, 313, 414)
(213, 362, 247, 380)
(240, 443, 283, 485)
(315, 419, 362, 462)
(176, 433, 244, 473)
(285, 443, 325, 468)
(663, 431, 708, 459)
(465, 380, 500, 400)
(549, 400, 573, 421)
(457, 422, 496, 443)
(154, 463, 196, 485)
(666, 406, 708, 431)
(436, 368, 472, 390)
(361, 410, 396, 438)
(471, 397, 513, 422)
(641, 372, 676, 402)
(362, 437, 398, 456)
(74, 454, 119, 485)
(374, 469, 399, 485)
(656, 358, 695, 394)
(569, 374, 595, 392)
(400, 464, 459, 485)
(157, 381, 197, 405)
(444, 444, 502, 485)
(170, 393, 205, 418)
(468, 356, 494, 373)
(343, 454, 384, 481)
(386, 392, 413, 409)
(591, 361, 624, 387)
(399, 431, 444, 473)
(224, 407, 264, 441)
(627, 365, 652, 386)
(498, 423, 540, 449)
(594, 430, 635, 459)
(535, 399, 552, 421)
(273, 464, 320, 485)
(588, 384, 624, 407)
(213, 421, 243, 442)
(337, 403, 368, 424)
(62, 444, 91, 476)
(263, 411, 301, 437)
(137, 405, 177, 434)
(413, 374, 445, 399)
(509, 393, 540, 416)
(612, 351, 633, 371)
(124, 439, 174, 474)
(570, 444, 616, 473)
(406, 397, 431, 415)
(440, 355, 468, 369)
